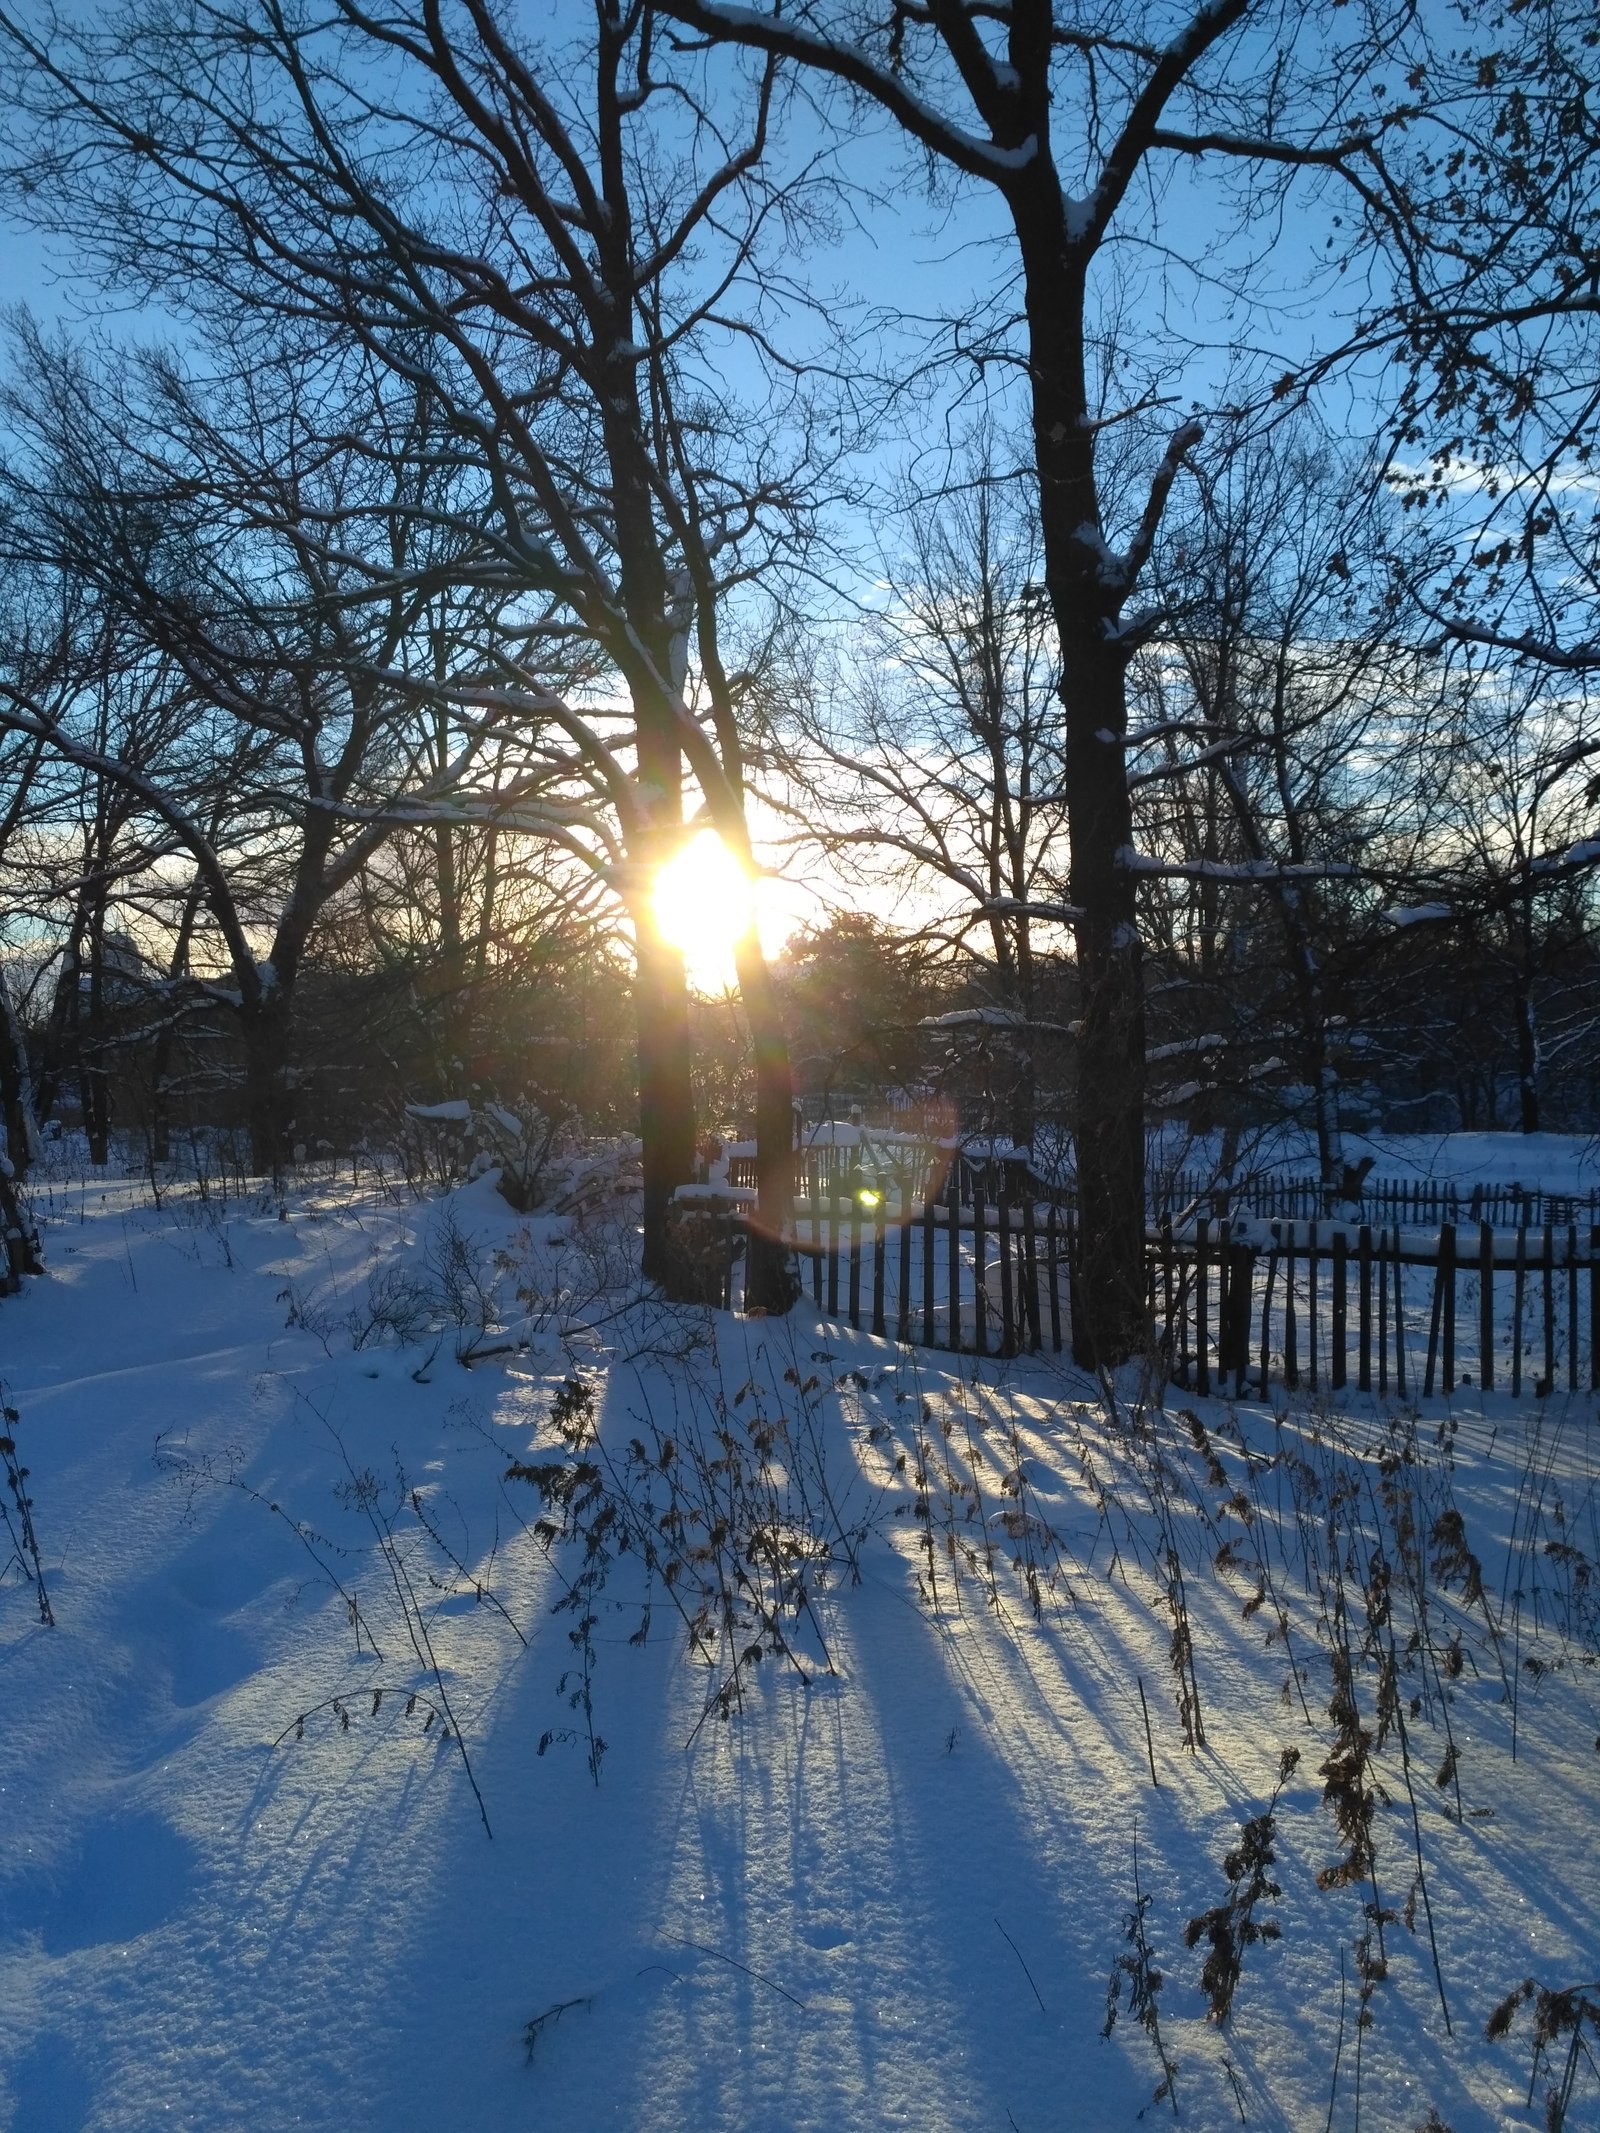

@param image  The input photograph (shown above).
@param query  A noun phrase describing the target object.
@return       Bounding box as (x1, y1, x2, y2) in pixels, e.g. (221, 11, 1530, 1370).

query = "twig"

(409, 1487, 527, 1646)
(1137, 1672, 1159, 1787)
(660, 1930, 808, 2010)
(1325, 1946, 1348, 2133)
(523, 1995, 592, 2064)
(995, 1916, 1049, 2015)
(0, 1390, 52, 1625)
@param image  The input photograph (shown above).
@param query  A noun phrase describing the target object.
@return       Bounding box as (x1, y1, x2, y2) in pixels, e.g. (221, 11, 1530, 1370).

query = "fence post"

(1284, 1222, 1298, 1389)
(897, 1174, 913, 1344)
(997, 1189, 1015, 1358)
(1307, 1221, 1319, 1389)
(947, 1166, 962, 1351)
(1441, 1221, 1457, 1393)
(1513, 1224, 1526, 1397)
(1393, 1233, 1407, 1401)
(1261, 1231, 1278, 1394)
(1230, 1228, 1252, 1397)
(848, 1184, 863, 1329)
(922, 1191, 936, 1346)
(1047, 1202, 1062, 1352)
(1376, 1227, 1387, 1398)
(809, 1185, 823, 1309)
(871, 1173, 887, 1339)
(973, 1173, 988, 1357)
(1568, 1221, 1579, 1393)
(1066, 1206, 1079, 1357)
(1479, 1220, 1494, 1392)
(1332, 1228, 1348, 1392)
(1020, 1191, 1041, 1352)
(827, 1178, 840, 1319)
(1358, 1225, 1373, 1393)
(1542, 1221, 1555, 1394)
(1196, 1216, 1211, 1397)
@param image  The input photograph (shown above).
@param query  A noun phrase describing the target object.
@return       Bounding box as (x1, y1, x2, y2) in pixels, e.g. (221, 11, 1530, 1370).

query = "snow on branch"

(1383, 902, 1453, 927)
(657, 0, 1038, 179)
(1116, 847, 1358, 883)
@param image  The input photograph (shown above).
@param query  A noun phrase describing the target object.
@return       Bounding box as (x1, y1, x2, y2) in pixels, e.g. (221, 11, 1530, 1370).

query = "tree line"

(0, 0, 1595, 1357)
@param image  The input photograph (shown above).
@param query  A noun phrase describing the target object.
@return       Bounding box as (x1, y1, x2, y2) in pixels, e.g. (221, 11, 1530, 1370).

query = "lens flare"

(652, 830, 757, 990)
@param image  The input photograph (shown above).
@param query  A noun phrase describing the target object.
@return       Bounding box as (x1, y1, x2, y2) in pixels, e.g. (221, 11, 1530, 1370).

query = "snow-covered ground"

(1160, 1127, 1600, 1193)
(2, 1154, 1597, 2131)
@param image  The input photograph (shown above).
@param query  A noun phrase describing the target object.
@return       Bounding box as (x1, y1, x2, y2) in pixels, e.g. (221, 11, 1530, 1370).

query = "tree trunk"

(1018, 234, 1149, 1368)
(734, 928, 799, 1314)
(82, 897, 110, 1167)
(0, 965, 41, 1181)
(1055, 632, 1148, 1368)
(635, 925, 696, 1286)
(240, 992, 293, 1181)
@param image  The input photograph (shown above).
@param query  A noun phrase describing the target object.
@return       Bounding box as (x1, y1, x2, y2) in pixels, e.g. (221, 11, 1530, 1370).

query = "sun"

(652, 829, 758, 991)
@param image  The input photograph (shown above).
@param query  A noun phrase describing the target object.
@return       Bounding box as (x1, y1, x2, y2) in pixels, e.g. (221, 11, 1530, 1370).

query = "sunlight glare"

(653, 829, 757, 991)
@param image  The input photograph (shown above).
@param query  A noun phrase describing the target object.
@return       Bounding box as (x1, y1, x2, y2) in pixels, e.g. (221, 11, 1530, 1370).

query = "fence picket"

(1308, 1223, 1319, 1390)
(1480, 1220, 1494, 1392)
(871, 1175, 887, 1339)
(947, 1170, 961, 1350)
(788, 1170, 1595, 1405)
(1332, 1229, 1348, 1393)
(1260, 1240, 1277, 1393)
(1358, 1225, 1372, 1392)
(1021, 1195, 1042, 1352)
(997, 1193, 1015, 1357)
(922, 1193, 935, 1347)
(973, 1185, 988, 1358)
(1543, 1222, 1555, 1394)
(1568, 1222, 1579, 1393)
(1047, 1203, 1062, 1352)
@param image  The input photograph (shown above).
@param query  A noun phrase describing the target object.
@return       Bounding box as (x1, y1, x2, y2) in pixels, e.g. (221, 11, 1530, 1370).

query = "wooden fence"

(730, 1143, 1599, 1230)
(1158, 1171, 1600, 1227)
(1155, 1217, 1600, 1402)
(786, 1168, 1077, 1358)
(716, 1174, 1600, 1401)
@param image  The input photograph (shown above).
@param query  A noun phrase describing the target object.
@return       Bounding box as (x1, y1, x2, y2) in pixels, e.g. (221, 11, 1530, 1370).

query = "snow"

(1385, 902, 1455, 927)
(1, 1153, 1598, 2129)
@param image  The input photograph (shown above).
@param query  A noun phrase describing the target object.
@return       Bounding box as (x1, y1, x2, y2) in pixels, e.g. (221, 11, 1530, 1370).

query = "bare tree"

(1130, 424, 1444, 1197)
(792, 449, 1069, 1143)
(650, 0, 1429, 1357)
(0, 0, 835, 1298)
(1375, 0, 1600, 676)
(0, 339, 530, 1171)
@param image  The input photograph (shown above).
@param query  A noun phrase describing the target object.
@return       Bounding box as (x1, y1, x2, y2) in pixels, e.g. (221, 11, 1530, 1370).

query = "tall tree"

(792, 450, 1069, 1144)
(0, 0, 828, 1299)
(652, 0, 1424, 1357)
(0, 340, 527, 1172)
